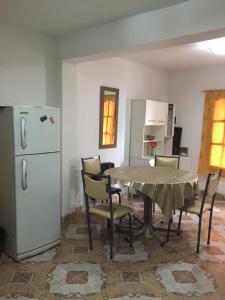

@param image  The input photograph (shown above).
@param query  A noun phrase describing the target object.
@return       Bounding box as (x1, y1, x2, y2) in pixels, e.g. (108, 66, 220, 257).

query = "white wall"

(0, 23, 59, 107)
(121, 59, 169, 166)
(62, 63, 77, 215)
(62, 57, 168, 214)
(169, 64, 225, 192)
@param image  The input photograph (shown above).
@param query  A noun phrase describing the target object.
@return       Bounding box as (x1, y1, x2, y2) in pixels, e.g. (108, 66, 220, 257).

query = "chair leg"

(128, 186, 133, 200)
(207, 209, 213, 244)
(177, 210, 183, 234)
(197, 216, 202, 254)
(128, 214, 132, 247)
(153, 202, 155, 213)
(117, 192, 121, 205)
(86, 212, 93, 250)
(107, 219, 110, 229)
(109, 219, 114, 259)
(167, 218, 172, 242)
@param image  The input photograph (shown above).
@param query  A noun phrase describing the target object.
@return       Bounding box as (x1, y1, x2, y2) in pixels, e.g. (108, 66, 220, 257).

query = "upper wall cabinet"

(145, 100, 168, 125)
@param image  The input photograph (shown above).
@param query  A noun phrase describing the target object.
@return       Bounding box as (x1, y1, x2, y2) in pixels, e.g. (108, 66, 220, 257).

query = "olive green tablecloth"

(105, 166, 198, 220)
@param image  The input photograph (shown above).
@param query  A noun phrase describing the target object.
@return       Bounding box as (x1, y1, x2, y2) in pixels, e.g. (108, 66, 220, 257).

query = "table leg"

(138, 192, 165, 245)
(116, 191, 170, 245)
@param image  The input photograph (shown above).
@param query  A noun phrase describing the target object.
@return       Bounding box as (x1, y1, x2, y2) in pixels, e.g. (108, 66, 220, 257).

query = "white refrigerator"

(0, 106, 61, 260)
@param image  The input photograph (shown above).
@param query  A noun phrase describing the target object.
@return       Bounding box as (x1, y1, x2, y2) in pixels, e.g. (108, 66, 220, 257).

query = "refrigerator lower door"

(14, 152, 61, 259)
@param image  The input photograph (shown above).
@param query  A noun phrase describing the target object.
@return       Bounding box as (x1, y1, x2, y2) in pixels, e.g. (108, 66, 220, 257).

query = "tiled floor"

(0, 196, 225, 300)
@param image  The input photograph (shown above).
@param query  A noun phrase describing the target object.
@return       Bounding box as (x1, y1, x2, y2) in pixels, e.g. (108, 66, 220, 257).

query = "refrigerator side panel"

(13, 107, 60, 155)
(0, 107, 16, 257)
(15, 152, 61, 256)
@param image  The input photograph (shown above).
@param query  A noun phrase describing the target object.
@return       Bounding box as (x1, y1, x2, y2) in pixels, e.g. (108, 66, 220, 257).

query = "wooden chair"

(81, 171, 133, 259)
(167, 169, 222, 253)
(81, 156, 122, 204)
(153, 155, 180, 212)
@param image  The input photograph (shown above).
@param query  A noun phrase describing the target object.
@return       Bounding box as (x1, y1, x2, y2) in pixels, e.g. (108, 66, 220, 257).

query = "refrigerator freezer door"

(13, 107, 60, 155)
(15, 152, 61, 255)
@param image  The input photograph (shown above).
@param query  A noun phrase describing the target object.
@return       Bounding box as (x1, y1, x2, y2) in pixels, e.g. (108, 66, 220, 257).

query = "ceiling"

(0, 0, 188, 37)
(2, 0, 224, 71)
(122, 41, 225, 71)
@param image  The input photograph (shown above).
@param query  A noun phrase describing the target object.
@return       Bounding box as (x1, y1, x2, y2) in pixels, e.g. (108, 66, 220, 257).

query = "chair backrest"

(81, 170, 111, 202)
(81, 155, 101, 175)
(155, 155, 180, 169)
(200, 169, 222, 213)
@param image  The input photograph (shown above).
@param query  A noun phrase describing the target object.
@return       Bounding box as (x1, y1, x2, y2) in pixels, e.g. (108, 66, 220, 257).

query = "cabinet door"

(145, 100, 157, 123)
(157, 102, 168, 123)
(145, 100, 168, 125)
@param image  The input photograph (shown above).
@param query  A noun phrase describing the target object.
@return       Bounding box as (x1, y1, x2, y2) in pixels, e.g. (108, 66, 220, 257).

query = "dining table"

(105, 165, 198, 243)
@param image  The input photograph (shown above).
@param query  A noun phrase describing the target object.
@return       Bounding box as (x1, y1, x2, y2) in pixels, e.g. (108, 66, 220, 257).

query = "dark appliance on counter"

(172, 127, 182, 155)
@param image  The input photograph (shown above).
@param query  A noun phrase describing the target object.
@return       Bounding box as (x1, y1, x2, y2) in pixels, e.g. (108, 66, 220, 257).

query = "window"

(99, 86, 119, 149)
(210, 99, 225, 167)
(199, 90, 225, 176)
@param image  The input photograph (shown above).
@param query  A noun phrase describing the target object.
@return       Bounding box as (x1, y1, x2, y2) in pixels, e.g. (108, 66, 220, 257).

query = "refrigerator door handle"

(21, 118, 27, 149)
(22, 159, 28, 190)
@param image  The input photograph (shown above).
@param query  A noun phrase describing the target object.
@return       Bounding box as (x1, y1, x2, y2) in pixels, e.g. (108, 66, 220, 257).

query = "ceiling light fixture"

(198, 37, 225, 55)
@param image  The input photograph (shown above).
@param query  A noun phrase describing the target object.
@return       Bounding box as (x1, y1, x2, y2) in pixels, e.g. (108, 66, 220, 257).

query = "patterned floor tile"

(173, 212, 199, 225)
(9, 272, 34, 284)
(47, 262, 105, 297)
(23, 247, 59, 263)
(104, 241, 149, 262)
(163, 244, 180, 255)
(64, 224, 102, 240)
(213, 206, 223, 213)
(214, 224, 225, 237)
(66, 270, 88, 284)
(120, 272, 143, 284)
(73, 245, 90, 255)
(155, 262, 216, 295)
(0, 197, 225, 300)
(109, 295, 161, 300)
(0, 297, 39, 300)
(190, 241, 225, 262)
(0, 261, 52, 298)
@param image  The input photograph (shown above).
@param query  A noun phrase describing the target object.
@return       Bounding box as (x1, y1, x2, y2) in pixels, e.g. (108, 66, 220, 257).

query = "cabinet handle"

(147, 120, 167, 123)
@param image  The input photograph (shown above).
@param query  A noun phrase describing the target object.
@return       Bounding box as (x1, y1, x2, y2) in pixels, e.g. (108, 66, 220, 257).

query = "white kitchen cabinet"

(129, 99, 175, 166)
(145, 100, 168, 125)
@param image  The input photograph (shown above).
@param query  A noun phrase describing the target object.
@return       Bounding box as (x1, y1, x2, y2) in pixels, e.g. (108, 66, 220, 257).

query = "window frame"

(198, 90, 225, 177)
(210, 107, 225, 168)
(99, 86, 119, 149)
